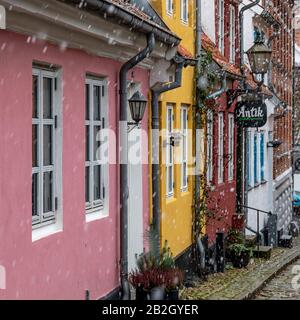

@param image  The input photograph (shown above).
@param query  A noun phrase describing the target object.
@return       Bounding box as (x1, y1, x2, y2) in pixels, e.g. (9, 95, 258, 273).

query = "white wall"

(242, 1, 275, 236)
(201, 0, 215, 43)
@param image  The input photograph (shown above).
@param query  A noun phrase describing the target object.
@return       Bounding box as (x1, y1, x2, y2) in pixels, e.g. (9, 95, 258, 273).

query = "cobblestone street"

(254, 258, 300, 300)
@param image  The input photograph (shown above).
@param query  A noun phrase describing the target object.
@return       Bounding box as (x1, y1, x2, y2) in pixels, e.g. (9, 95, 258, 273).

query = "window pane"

(32, 124, 38, 167)
(183, 110, 187, 130)
(43, 77, 53, 119)
(43, 125, 53, 166)
(168, 109, 172, 132)
(32, 75, 38, 118)
(94, 85, 101, 121)
(94, 165, 101, 201)
(183, 163, 187, 187)
(183, 137, 186, 160)
(85, 166, 90, 203)
(86, 84, 90, 120)
(86, 125, 90, 161)
(43, 171, 53, 213)
(94, 126, 101, 161)
(168, 167, 173, 193)
(32, 173, 38, 217)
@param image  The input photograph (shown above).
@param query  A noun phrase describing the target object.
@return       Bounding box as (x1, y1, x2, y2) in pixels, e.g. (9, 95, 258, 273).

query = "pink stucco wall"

(0, 30, 150, 299)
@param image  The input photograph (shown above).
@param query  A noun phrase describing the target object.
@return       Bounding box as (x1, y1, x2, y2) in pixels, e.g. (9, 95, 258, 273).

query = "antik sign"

(235, 100, 267, 128)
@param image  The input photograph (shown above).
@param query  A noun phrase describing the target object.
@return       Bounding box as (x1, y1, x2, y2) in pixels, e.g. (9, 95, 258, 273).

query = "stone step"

(253, 246, 272, 260)
(245, 235, 257, 247)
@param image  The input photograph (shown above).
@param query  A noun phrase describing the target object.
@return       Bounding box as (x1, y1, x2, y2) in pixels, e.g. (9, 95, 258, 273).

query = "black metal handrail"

(238, 204, 272, 251)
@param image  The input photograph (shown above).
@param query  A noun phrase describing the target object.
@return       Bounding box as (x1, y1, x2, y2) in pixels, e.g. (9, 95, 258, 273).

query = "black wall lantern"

(128, 91, 147, 127)
(246, 36, 272, 76)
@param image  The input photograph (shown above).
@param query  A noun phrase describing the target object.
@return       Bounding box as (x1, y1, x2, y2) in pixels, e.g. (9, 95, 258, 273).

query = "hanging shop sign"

(235, 100, 267, 128)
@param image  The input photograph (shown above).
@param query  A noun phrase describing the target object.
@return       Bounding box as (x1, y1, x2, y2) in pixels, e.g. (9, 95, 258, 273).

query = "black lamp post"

(128, 91, 147, 127)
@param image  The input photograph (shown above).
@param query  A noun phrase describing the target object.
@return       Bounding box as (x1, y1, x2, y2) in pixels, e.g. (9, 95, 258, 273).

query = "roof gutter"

(83, 0, 180, 46)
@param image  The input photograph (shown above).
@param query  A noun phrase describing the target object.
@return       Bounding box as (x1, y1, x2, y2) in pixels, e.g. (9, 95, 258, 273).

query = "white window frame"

(218, 112, 224, 184)
(32, 66, 63, 241)
(166, 0, 173, 16)
(229, 4, 236, 63)
(181, 0, 189, 24)
(207, 110, 214, 183)
(228, 113, 234, 181)
(218, 0, 225, 55)
(181, 106, 188, 191)
(32, 68, 57, 228)
(85, 77, 109, 221)
(166, 105, 174, 197)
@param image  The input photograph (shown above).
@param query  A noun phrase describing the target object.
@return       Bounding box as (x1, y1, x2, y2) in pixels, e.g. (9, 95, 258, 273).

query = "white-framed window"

(181, 106, 188, 190)
(207, 110, 214, 183)
(229, 4, 236, 63)
(181, 0, 189, 24)
(32, 67, 60, 229)
(254, 132, 259, 185)
(228, 113, 235, 181)
(247, 130, 252, 188)
(218, 0, 225, 55)
(218, 112, 224, 183)
(167, 0, 173, 15)
(85, 77, 108, 219)
(166, 105, 174, 197)
(260, 132, 265, 181)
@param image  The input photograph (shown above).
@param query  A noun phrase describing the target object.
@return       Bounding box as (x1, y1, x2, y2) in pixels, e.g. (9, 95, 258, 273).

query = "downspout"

(119, 33, 155, 281)
(237, 0, 260, 214)
(206, 71, 227, 100)
(152, 57, 186, 258)
(239, 0, 260, 77)
(194, 0, 202, 244)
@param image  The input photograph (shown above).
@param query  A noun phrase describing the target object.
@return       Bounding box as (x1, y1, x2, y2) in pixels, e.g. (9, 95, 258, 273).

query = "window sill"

(166, 11, 173, 17)
(180, 19, 189, 26)
(32, 222, 62, 242)
(85, 207, 108, 223)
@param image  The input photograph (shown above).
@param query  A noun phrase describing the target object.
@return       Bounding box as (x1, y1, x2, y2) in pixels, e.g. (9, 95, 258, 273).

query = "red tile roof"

(177, 44, 194, 59)
(201, 32, 241, 77)
(202, 32, 272, 97)
(103, 0, 179, 39)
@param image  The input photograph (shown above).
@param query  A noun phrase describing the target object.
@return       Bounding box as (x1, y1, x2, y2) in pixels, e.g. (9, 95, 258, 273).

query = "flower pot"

(231, 252, 250, 268)
(135, 287, 149, 301)
(166, 289, 179, 300)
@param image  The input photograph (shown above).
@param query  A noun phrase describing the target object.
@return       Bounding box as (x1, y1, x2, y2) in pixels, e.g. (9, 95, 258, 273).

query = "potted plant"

(129, 241, 184, 300)
(228, 243, 252, 268)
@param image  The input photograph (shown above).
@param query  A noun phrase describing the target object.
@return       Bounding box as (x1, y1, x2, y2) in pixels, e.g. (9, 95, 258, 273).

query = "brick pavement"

(181, 236, 300, 300)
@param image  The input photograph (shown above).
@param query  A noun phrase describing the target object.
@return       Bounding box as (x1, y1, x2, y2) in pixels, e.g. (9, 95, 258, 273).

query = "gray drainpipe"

(119, 33, 155, 280)
(239, 0, 260, 78)
(237, 0, 260, 215)
(194, 0, 202, 243)
(152, 56, 185, 258)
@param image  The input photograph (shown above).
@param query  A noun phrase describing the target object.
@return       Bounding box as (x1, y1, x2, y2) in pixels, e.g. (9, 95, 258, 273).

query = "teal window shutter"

(260, 133, 265, 181)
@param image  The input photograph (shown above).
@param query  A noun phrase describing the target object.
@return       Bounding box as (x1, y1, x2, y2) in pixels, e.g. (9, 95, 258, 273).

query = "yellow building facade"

(150, 0, 196, 257)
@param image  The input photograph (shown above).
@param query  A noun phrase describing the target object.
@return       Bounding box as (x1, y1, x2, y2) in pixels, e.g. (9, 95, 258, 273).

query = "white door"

(127, 82, 144, 272)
